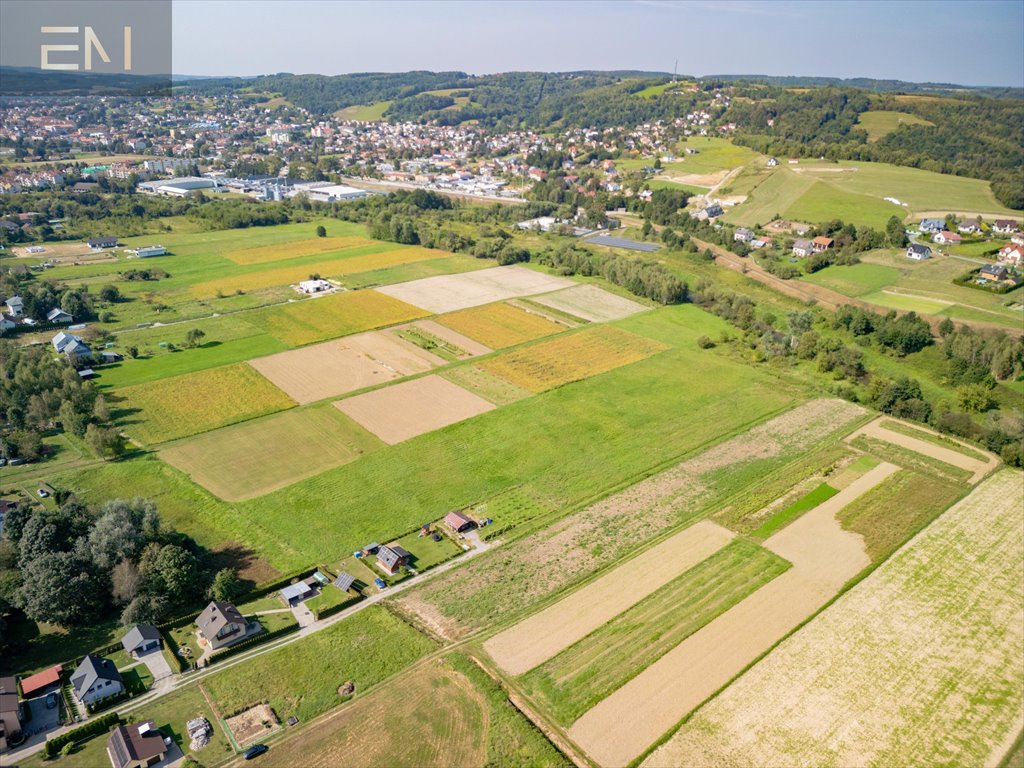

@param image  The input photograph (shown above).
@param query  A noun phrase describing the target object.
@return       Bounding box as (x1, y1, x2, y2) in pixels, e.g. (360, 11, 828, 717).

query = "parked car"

(37, 488, 49, 498)
(45, 692, 59, 709)
(374, 578, 387, 590)
(243, 744, 268, 760)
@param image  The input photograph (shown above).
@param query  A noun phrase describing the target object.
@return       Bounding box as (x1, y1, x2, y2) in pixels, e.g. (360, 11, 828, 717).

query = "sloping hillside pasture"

(720, 167, 815, 227)
(225, 235, 382, 265)
(114, 362, 296, 445)
(479, 325, 669, 393)
(335, 101, 392, 121)
(437, 301, 566, 348)
(785, 180, 903, 230)
(856, 110, 935, 141)
(644, 470, 1024, 768)
(252, 290, 430, 346)
(204, 606, 436, 723)
(159, 405, 384, 501)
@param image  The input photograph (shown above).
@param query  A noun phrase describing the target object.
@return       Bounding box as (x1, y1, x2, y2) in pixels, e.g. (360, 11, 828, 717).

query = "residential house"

(703, 203, 724, 219)
(18, 665, 62, 698)
(5, 296, 23, 317)
(992, 219, 1019, 234)
(46, 307, 72, 324)
(297, 279, 333, 294)
(979, 264, 1019, 285)
(997, 243, 1024, 266)
(52, 330, 79, 352)
(0, 676, 22, 753)
(196, 601, 246, 650)
(62, 338, 93, 363)
(376, 544, 411, 575)
(793, 239, 815, 258)
(811, 236, 834, 253)
(919, 218, 944, 233)
(106, 721, 168, 768)
(444, 510, 476, 533)
(906, 243, 932, 261)
(100, 350, 124, 364)
(1013, 233, 1024, 246)
(957, 221, 980, 234)
(733, 227, 754, 243)
(70, 654, 124, 705)
(87, 236, 118, 249)
(0, 315, 15, 334)
(933, 231, 962, 245)
(120, 625, 162, 657)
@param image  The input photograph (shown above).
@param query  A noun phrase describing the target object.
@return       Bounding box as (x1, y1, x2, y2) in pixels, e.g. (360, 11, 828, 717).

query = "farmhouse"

(106, 721, 168, 768)
(296, 279, 334, 295)
(376, 544, 411, 575)
(993, 219, 1019, 234)
(333, 572, 356, 593)
(0, 676, 22, 753)
(734, 227, 754, 243)
(196, 600, 246, 650)
(811, 236, 834, 253)
(121, 624, 162, 657)
(919, 218, 944, 233)
(5, 296, 23, 316)
(933, 231, 962, 245)
(906, 243, 932, 261)
(444, 510, 476, 533)
(793, 239, 815, 258)
(70, 654, 124, 705)
(46, 307, 72, 324)
(87, 236, 118, 249)
(18, 665, 61, 698)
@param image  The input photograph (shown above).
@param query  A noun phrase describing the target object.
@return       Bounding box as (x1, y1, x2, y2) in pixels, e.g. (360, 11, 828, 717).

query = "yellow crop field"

(437, 302, 565, 348)
(192, 247, 452, 297)
(225, 236, 380, 265)
(116, 363, 295, 445)
(259, 290, 430, 347)
(479, 326, 668, 393)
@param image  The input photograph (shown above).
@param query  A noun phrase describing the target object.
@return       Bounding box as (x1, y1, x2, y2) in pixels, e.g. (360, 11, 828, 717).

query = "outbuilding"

(444, 510, 476, 533)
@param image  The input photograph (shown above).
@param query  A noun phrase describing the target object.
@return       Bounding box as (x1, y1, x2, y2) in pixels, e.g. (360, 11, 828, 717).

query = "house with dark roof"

(993, 219, 1019, 234)
(5, 296, 23, 317)
(906, 243, 932, 261)
(733, 227, 754, 243)
(70, 654, 123, 705)
(444, 510, 476, 534)
(792, 239, 814, 258)
(376, 545, 411, 575)
(87, 236, 118, 249)
(0, 676, 22, 753)
(121, 625, 162, 657)
(196, 601, 246, 650)
(979, 264, 1020, 285)
(919, 218, 944, 233)
(46, 307, 72, 324)
(106, 720, 168, 768)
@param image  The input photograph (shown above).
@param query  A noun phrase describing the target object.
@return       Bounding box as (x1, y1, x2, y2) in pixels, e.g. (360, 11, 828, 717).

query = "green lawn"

(802, 263, 902, 297)
(750, 482, 840, 539)
(203, 606, 435, 722)
(858, 290, 953, 315)
(520, 539, 789, 725)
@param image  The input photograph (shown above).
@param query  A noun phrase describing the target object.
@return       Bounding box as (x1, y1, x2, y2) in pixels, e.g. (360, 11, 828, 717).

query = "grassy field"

(339, 253, 491, 289)
(479, 325, 668, 393)
(786, 179, 903, 230)
(224, 235, 379, 265)
(520, 539, 789, 725)
(204, 606, 435, 722)
(160, 404, 384, 501)
(750, 482, 839, 539)
(801, 262, 902, 297)
(645, 470, 1024, 768)
(856, 110, 935, 141)
(438, 301, 565, 348)
(115, 363, 296, 445)
(440, 365, 533, 405)
(669, 137, 761, 175)
(335, 101, 392, 121)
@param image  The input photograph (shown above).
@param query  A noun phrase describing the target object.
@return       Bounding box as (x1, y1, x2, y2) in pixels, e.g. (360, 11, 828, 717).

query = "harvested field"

(569, 462, 898, 766)
(398, 399, 868, 640)
(522, 539, 790, 725)
(376, 265, 575, 313)
(440, 365, 532, 406)
(479, 325, 668, 393)
(406, 319, 492, 356)
(193, 248, 448, 297)
(257, 660, 486, 768)
(225, 236, 379, 265)
(437, 302, 565, 349)
(250, 330, 444, 405)
(485, 520, 736, 676)
(257, 289, 429, 347)
(644, 470, 1024, 768)
(115, 363, 295, 445)
(160, 405, 383, 501)
(847, 416, 997, 483)
(531, 284, 650, 322)
(225, 703, 280, 746)
(335, 375, 496, 445)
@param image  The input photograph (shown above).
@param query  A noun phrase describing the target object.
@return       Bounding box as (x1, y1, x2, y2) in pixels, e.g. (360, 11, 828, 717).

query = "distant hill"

(702, 74, 1022, 99)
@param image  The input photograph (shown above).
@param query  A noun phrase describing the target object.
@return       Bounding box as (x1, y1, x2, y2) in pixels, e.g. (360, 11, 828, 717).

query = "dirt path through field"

(568, 463, 898, 767)
(484, 521, 735, 676)
(847, 417, 997, 484)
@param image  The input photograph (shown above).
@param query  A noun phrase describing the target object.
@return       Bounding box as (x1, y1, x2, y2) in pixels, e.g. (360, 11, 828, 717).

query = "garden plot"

(846, 416, 997, 484)
(530, 284, 649, 323)
(376, 265, 575, 313)
(485, 520, 735, 676)
(437, 302, 566, 349)
(404, 319, 492, 356)
(160, 405, 383, 501)
(225, 703, 281, 746)
(249, 331, 445, 405)
(644, 470, 1024, 768)
(569, 462, 898, 767)
(335, 375, 496, 445)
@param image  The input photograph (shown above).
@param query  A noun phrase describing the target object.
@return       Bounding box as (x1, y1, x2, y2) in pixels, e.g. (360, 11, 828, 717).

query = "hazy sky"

(172, 0, 1024, 86)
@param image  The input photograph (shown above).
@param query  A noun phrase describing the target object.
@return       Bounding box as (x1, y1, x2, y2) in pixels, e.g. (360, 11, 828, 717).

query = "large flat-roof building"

(138, 177, 218, 197)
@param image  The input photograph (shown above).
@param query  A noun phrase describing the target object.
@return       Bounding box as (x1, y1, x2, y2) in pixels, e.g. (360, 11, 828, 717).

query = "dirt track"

(484, 520, 735, 676)
(568, 463, 898, 767)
